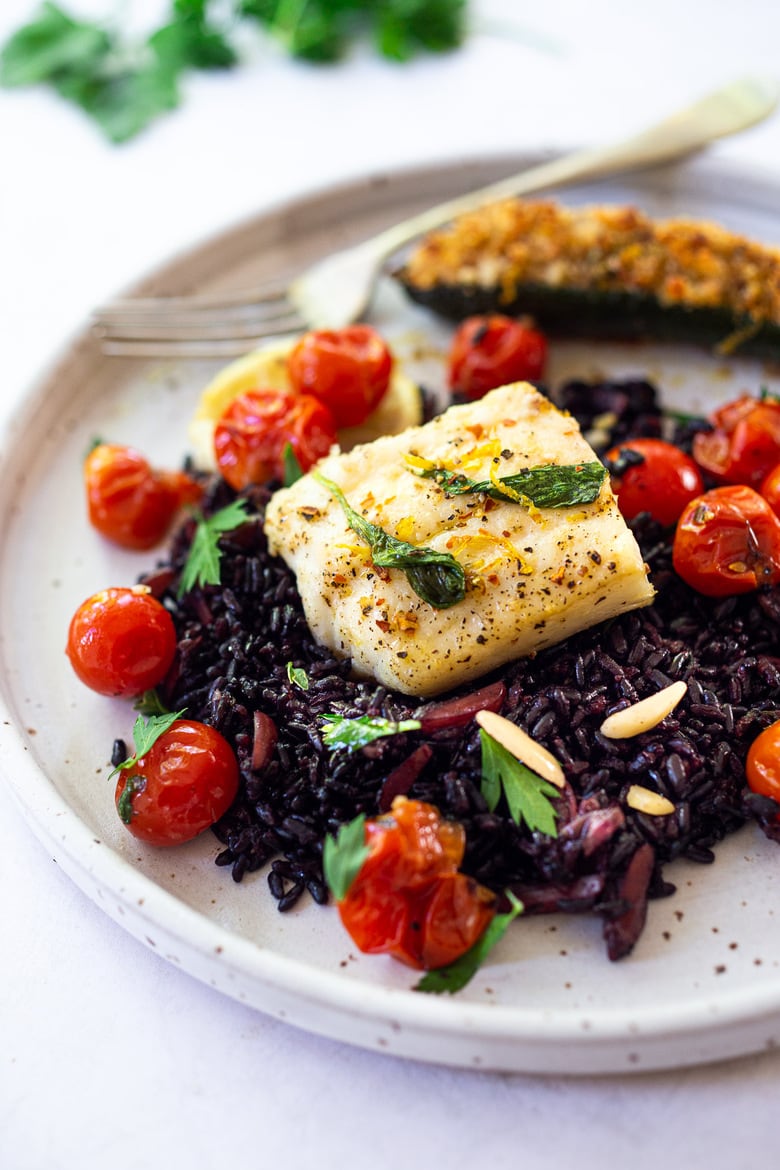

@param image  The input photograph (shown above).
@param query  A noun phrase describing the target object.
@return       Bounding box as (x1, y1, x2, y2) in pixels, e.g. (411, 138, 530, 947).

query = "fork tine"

(95, 275, 294, 317)
(94, 331, 304, 359)
(91, 271, 307, 355)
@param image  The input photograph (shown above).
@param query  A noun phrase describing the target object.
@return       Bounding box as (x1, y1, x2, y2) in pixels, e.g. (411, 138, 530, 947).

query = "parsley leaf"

(479, 729, 560, 836)
(133, 689, 172, 717)
(1, 1, 469, 141)
(0, 2, 111, 87)
(282, 441, 305, 486)
(109, 710, 186, 780)
(314, 470, 466, 609)
(415, 891, 523, 994)
(178, 498, 250, 596)
(286, 661, 310, 690)
(322, 813, 369, 901)
(321, 713, 422, 751)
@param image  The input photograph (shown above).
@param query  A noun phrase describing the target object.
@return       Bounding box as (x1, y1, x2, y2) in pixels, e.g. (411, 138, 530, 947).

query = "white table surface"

(3, 1, 780, 1166)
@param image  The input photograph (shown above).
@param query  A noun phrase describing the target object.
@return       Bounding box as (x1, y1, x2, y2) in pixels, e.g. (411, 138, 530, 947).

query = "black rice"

(137, 379, 780, 961)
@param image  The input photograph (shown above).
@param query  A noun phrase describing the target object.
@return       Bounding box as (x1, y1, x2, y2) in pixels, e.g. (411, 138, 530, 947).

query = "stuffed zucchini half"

(395, 199, 780, 359)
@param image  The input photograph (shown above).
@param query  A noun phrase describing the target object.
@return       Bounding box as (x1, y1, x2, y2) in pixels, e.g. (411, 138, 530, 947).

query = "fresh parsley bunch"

(0, 0, 468, 142)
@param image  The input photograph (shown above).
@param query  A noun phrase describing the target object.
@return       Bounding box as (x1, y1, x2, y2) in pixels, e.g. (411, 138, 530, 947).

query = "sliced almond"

(599, 680, 687, 740)
(626, 784, 676, 816)
(475, 709, 565, 788)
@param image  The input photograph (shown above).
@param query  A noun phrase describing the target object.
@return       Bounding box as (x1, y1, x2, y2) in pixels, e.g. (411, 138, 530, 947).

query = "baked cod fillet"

(264, 383, 655, 698)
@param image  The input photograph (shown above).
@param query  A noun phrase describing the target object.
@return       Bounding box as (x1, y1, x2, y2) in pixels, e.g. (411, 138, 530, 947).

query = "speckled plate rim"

(3, 151, 780, 1076)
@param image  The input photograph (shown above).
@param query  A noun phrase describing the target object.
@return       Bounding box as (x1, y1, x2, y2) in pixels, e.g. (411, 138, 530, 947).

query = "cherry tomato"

(672, 485, 780, 597)
(287, 325, 393, 428)
(692, 394, 780, 487)
(605, 438, 704, 526)
(336, 797, 496, 970)
(115, 719, 239, 846)
(84, 443, 201, 550)
(214, 387, 337, 490)
(746, 721, 780, 815)
(760, 463, 780, 515)
(66, 586, 177, 697)
(447, 315, 547, 400)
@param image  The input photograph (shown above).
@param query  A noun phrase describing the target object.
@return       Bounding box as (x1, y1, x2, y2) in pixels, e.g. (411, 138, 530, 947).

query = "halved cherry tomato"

(287, 325, 393, 428)
(605, 438, 704, 527)
(66, 586, 177, 697)
(672, 485, 780, 597)
(336, 797, 496, 970)
(760, 463, 780, 516)
(115, 719, 239, 846)
(447, 315, 547, 400)
(692, 394, 780, 487)
(214, 387, 337, 490)
(84, 443, 201, 550)
(746, 721, 780, 816)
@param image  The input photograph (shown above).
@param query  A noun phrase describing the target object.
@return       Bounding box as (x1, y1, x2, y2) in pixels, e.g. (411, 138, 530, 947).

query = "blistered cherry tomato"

(605, 438, 704, 526)
(287, 325, 393, 428)
(84, 443, 201, 550)
(447, 315, 547, 400)
(66, 586, 177, 697)
(760, 463, 780, 515)
(672, 485, 780, 597)
(214, 387, 337, 490)
(336, 797, 496, 970)
(115, 719, 239, 846)
(746, 721, 780, 815)
(692, 394, 780, 487)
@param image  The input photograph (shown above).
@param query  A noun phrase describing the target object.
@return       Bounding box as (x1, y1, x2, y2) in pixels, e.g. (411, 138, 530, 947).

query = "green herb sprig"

(313, 470, 466, 609)
(322, 813, 370, 901)
(0, 0, 468, 142)
(110, 709, 186, 823)
(321, 713, 422, 751)
(178, 498, 250, 597)
(415, 891, 524, 994)
(412, 460, 607, 508)
(479, 729, 559, 836)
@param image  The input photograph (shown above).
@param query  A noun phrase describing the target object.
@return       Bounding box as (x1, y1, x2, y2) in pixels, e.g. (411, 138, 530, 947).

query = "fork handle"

(366, 76, 779, 261)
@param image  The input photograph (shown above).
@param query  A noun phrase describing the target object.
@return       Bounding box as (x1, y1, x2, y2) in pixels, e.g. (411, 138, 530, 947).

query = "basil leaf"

(321, 714, 422, 751)
(322, 814, 370, 902)
(480, 729, 559, 837)
(178, 498, 250, 596)
(412, 461, 606, 508)
(415, 891, 524, 994)
(313, 470, 466, 609)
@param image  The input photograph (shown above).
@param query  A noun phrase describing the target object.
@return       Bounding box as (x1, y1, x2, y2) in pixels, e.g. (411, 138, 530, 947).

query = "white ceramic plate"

(3, 154, 780, 1076)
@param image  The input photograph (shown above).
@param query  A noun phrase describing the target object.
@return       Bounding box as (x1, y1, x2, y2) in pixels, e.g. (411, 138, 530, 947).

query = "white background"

(2, 1, 780, 1167)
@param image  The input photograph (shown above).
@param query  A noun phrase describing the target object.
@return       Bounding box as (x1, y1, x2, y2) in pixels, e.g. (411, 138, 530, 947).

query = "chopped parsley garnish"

(479, 729, 559, 836)
(415, 892, 524, 994)
(313, 470, 466, 609)
(133, 689, 171, 717)
(109, 710, 186, 781)
(411, 460, 607, 508)
(321, 713, 422, 751)
(0, 1, 467, 141)
(322, 814, 370, 902)
(282, 442, 305, 487)
(177, 498, 250, 597)
(286, 662, 310, 690)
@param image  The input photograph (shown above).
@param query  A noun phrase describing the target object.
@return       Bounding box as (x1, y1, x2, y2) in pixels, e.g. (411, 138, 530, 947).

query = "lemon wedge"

(188, 337, 423, 471)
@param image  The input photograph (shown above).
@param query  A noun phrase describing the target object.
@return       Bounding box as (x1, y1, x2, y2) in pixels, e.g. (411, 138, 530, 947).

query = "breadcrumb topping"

(401, 199, 780, 325)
